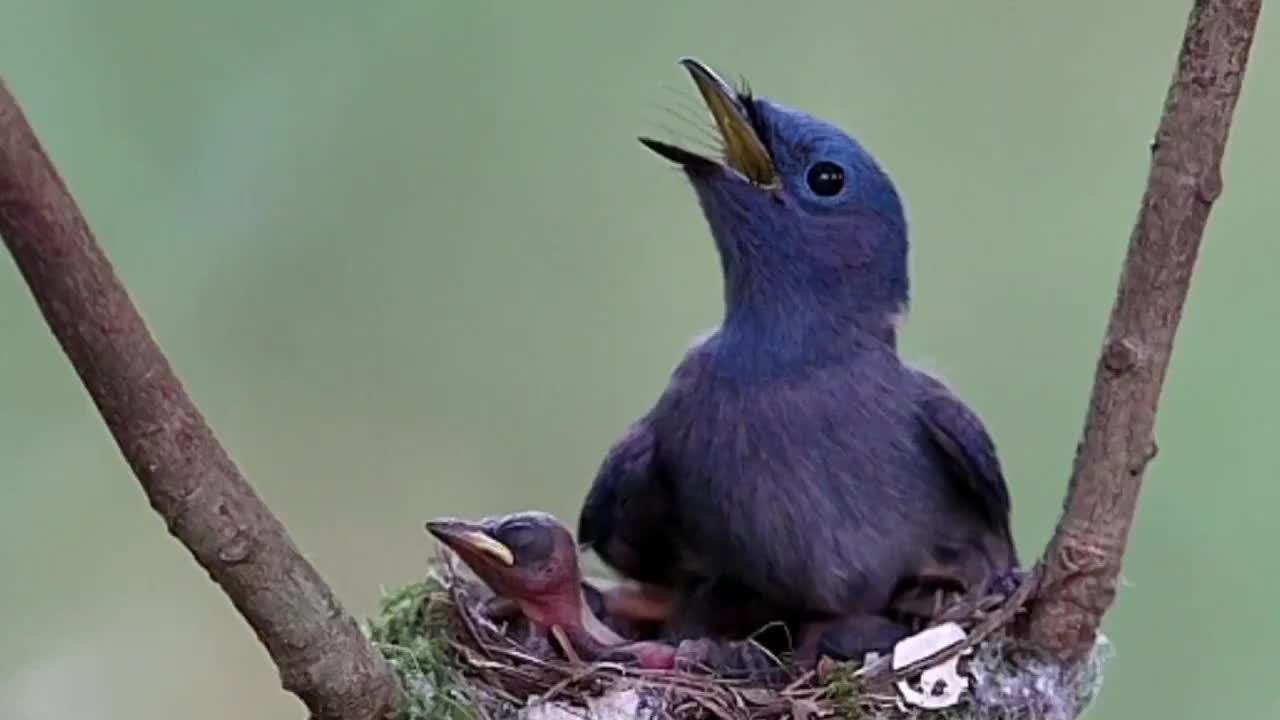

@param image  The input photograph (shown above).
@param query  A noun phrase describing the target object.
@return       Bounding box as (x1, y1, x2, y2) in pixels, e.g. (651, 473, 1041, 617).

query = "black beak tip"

(676, 56, 712, 77)
(424, 518, 466, 538)
(638, 136, 718, 173)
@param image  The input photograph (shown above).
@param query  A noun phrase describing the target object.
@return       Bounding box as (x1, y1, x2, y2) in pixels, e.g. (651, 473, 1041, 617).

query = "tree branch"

(1022, 0, 1262, 663)
(1, 0, 1265, 711)
(0, 80, 399, 719)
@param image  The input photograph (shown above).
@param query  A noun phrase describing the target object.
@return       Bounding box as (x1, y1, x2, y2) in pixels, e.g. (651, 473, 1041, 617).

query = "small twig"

(1022, 0, 1263, 665)
(551, 625, 585, 665)
(0, 80, 399, 719)
(878, 565, 1043, 683)
(449, 582, 499, 661)
(780, 670, 816, 695)
(540, 664, 606, 705)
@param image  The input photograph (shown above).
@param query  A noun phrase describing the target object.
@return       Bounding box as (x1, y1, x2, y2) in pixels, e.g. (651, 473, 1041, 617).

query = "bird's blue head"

(641, 58, 908, 354)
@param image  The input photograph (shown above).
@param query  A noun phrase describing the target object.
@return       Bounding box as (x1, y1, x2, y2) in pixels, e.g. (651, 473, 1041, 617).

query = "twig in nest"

(862, 564, 1045, 685)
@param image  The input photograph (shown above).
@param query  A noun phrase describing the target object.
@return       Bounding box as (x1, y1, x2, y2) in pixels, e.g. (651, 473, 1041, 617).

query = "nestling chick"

(427, 511, 782, 678)
(426, 511, 675, 668)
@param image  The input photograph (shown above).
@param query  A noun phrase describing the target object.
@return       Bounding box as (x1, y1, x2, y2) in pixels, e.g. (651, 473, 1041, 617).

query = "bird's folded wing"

(913, 374, 1012, 535)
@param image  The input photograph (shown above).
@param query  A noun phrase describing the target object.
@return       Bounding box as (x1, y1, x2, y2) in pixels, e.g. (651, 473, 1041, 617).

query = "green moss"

(823, 661, 874, 720)
(367, 578, 480, 720)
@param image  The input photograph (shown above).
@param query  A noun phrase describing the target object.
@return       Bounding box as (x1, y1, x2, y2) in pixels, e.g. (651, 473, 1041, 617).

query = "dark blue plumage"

(577, 59, 1017, 660)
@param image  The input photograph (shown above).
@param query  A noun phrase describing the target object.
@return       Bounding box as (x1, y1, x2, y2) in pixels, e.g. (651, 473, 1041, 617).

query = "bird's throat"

(716, 299, 897, 381)
(518, 588, 625, 648)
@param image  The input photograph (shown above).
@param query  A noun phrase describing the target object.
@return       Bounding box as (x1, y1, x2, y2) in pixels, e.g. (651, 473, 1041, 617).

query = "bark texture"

(1022, 0, 1263, 664)
(0, 79, 399, 720)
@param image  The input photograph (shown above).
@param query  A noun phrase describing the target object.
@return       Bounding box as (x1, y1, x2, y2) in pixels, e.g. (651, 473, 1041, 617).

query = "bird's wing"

(576, 416, 655, 548)
(576, 414, 681, 585)
(911, 369, 1012, 535)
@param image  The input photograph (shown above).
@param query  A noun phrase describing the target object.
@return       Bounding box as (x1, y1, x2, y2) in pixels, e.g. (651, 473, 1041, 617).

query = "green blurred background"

(1, 2, 1275, 718)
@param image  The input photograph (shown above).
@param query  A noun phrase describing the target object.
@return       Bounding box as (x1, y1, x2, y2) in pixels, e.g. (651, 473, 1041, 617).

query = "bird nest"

(365, 557, 1109, 720)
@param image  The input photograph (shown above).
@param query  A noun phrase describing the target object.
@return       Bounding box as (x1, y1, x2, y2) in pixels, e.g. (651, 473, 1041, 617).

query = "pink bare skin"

(426, 512, 679, 669)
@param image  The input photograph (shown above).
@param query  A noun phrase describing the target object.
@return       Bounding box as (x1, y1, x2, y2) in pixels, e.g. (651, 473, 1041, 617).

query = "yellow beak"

(678, 57, 777, 187)
(425, 519, 515, 566)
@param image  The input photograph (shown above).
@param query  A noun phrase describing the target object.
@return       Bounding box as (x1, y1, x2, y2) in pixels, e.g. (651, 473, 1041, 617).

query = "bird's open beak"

(640, 57, 777, 188)
(425, 519, 515, 566)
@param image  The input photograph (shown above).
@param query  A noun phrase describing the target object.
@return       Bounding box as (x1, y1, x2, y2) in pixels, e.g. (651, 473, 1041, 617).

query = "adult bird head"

(425, 511, 587, 629)
(641, 58, 908, 353)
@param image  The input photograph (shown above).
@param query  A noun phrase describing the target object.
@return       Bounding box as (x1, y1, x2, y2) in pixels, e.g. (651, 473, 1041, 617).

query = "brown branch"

(0, 80, 399, 719)
(1022, 0, 1262, 663)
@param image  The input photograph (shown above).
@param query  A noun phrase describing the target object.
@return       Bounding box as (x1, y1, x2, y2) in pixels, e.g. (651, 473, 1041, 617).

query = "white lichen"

(967, 633, 1112, 720)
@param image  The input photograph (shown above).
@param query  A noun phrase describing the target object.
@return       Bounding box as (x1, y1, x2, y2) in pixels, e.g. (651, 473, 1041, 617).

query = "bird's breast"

(651, 354, 950, 612)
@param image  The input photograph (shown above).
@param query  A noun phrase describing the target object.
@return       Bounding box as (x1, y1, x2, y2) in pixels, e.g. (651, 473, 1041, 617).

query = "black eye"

(497, 522, 553, 565)
(806, 161, 845, 197)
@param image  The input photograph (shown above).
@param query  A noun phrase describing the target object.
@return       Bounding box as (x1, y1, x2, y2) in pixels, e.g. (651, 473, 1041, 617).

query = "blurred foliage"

(0, 1, 1276, 719)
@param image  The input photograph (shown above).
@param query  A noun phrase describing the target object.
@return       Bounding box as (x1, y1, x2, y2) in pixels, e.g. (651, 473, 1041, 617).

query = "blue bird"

(577, 58, 1018, 663)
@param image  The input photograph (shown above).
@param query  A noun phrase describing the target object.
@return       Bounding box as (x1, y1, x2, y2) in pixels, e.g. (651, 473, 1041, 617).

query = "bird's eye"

(497, 523, 552, 564)
(806, 161, 845, 197)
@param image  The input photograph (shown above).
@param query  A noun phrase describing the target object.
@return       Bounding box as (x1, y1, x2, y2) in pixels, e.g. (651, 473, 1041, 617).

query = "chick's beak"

(425, 519, 515, 566)
(639, 57, 777, 188)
